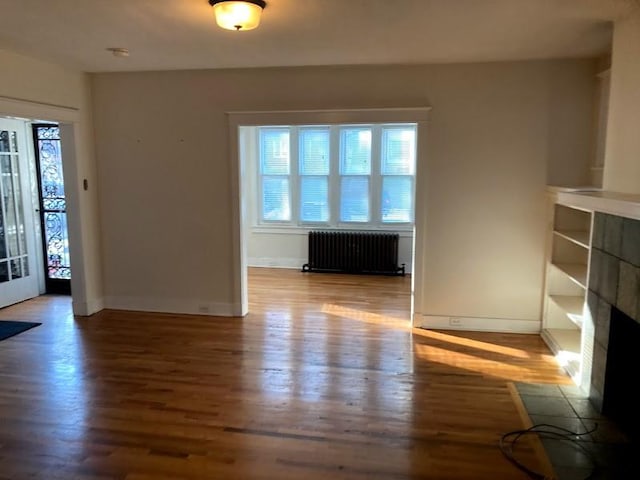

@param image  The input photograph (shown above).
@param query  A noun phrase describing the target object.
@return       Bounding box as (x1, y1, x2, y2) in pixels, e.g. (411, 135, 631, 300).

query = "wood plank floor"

(0, 267, 572, 479)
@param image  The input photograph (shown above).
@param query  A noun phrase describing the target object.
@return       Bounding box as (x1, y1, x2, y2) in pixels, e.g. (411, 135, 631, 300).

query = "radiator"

(302, 231, 405, 276)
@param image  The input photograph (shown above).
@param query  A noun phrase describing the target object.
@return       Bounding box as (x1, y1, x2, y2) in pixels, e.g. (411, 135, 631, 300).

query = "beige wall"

(0, 49, 85, 108)
(0, 49, 103, 315)
(603, 9, 640, 194)
(91, 59, 595, 326)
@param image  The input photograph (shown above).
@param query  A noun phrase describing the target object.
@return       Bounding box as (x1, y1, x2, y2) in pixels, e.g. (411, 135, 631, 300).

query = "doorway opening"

(31, 123, 71, 295)
(230, 108, 429, 323)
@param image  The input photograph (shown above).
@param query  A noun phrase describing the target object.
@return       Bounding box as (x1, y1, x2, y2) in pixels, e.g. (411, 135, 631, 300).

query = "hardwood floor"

(0, 267, 572, 479)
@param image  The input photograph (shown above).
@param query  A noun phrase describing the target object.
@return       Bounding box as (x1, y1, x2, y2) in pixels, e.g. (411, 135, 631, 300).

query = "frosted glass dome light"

(209, 0, 266, 31)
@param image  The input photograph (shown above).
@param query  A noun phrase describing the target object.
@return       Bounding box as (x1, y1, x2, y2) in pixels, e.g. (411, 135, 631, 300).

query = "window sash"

(339, 176, 370, 223)
(300, 176, 329, 223)
(261, 175, 291, 222)
(260, 128, 290, 175)
(381, 176, 414, 223)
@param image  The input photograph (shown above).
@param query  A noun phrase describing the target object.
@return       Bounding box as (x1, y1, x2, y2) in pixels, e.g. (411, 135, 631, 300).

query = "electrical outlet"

(198, 305, 210, 314)
(449, 317, 462, 326)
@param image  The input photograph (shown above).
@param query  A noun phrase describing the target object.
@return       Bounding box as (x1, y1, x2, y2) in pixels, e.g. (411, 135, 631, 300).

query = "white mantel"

(548, 186, 640, 221)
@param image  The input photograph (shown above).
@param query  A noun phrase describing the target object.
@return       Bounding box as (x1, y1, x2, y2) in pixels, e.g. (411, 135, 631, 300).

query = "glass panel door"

(0, 118, 39, 308)
(32, 124, 71, 294)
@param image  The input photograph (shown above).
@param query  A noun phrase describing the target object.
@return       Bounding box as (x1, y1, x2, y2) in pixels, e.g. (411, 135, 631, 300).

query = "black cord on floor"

(499, 422, 599, 480)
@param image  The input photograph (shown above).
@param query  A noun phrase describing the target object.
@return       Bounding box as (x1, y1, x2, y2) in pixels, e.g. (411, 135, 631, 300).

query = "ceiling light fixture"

(208, 0, 266, 31)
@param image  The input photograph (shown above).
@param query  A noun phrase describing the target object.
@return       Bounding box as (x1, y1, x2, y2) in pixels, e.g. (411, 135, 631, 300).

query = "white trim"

(249, 257, 413, 274)
(251, 225, 414, 236)
(556, 190, 640, 221)
(0, 95, 79, 123)
(0, 96, 95, 318)
(248, 257, 306, 269)
(228, 107, 431, 126)
(414, 313, 541, 334)
(410, 119, 428, 326)
(104, 296, 241, 317)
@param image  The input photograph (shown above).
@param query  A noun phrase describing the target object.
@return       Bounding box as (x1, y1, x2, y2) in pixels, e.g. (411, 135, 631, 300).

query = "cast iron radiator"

(302, 231, 405, 276)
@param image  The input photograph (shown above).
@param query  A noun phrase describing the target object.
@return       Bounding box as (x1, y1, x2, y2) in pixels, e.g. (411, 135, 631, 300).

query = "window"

(257, 123, 416, 228)
(260, 128, 290, 221)
(299, 127, 330, 222)
(381, 126, 415, 223)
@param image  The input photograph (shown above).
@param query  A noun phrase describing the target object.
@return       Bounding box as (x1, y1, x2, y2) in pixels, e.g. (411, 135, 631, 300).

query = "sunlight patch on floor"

(414, 344, 548, 382)
(321, 303, 410, 327)
(412, 328, 531, 359)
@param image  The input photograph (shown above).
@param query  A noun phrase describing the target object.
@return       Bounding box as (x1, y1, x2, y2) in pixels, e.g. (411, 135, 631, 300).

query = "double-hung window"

(259, 127, 291, 221)
(380, 126, 415, 223)
(299, 127, 330, 223)
(258, 123, 416, 229)
(340, 127, 372, 223)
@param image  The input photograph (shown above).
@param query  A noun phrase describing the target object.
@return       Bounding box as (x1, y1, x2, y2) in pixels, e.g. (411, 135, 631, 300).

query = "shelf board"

(542, 328, 581, 355)
(553, 230, 590, 249)
(549, 295, 584, 328)
(541, 328, 582, 381)
(552, 263, 588, 289)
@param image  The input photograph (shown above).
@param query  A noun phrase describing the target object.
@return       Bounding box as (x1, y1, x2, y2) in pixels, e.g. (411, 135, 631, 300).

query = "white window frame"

(256, 122, 417, 232)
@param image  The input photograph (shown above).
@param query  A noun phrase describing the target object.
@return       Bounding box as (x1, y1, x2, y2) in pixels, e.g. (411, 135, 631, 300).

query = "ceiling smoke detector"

(106, 47, 130, 57)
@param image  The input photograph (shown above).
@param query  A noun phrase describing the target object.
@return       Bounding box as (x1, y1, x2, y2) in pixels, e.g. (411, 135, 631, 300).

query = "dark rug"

(0, 320, 42, 341)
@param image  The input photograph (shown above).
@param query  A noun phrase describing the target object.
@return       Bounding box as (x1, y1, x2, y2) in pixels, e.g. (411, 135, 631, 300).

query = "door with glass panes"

(32, 124, 71, 294)
(0, 118, 39, 308)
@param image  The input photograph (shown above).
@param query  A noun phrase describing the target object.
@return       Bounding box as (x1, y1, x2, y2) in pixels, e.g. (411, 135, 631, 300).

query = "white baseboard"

(414, 313, 541, 334)
(103, 296, 242, 317)
(248, 257, 412, 273)
(248, 257, 306, 269)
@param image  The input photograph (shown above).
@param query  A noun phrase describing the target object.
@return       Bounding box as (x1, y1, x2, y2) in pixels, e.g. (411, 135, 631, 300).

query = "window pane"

(262, 177, 290, 221)
(260, 128, 290, 175)
(382, 176, 413, 223)
(341, 128, 371, 175)
(0, 131, 9, 152)
(381, 127, 416, 175)
(300, 176, 329, 222)
(340, 176, 369, 222)
(300, 128, 330, 175)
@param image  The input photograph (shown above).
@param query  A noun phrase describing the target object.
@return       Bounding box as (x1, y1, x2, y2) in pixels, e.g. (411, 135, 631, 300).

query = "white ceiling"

(0, 0, 636, 73)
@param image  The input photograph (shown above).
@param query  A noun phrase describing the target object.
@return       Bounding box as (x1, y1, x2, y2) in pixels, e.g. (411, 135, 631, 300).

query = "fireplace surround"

(586, 211, 640, 439)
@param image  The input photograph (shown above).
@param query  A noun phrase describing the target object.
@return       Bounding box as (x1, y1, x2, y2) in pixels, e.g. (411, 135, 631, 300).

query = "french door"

(0, 118, 40, 308)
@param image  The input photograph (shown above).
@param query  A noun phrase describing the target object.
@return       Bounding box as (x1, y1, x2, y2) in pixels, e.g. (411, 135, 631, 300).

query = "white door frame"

(226, 107, 430, 323)
(0, 95, 91, 314)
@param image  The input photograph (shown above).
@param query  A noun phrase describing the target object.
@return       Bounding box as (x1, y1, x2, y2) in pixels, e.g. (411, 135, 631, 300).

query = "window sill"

(251, 225, 414, 237)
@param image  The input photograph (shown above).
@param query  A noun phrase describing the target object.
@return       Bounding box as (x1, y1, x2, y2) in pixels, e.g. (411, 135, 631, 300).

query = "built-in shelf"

(542, 195, 593, 384)
(549, 295, 584, 328)
(553, 230, 590, 249)
(540, 328, 582, 381)
(552, 262, 588, 289)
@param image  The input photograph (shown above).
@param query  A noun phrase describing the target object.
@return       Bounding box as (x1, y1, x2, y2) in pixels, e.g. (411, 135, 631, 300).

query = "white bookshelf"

(541, 197, 593, 380)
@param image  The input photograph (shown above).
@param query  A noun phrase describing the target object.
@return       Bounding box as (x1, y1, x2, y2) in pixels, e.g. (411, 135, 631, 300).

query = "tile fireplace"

(586, 211, 640, 439)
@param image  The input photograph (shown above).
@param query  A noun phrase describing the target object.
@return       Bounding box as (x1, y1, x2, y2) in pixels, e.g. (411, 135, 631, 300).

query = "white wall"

(0, 49, 103, 315)
(91, 60, 595, 328)
(241, 126, 414, 273)
(603, 9, 640, 194)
